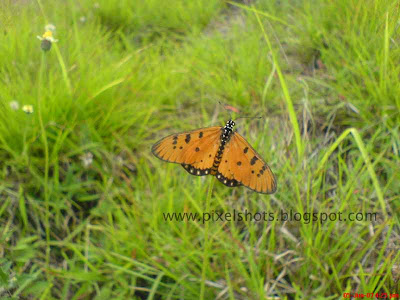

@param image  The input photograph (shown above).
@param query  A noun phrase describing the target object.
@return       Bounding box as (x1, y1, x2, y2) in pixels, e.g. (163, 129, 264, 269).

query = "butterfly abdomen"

(207, 121, 241, 188)
(210, 120, 234, 175)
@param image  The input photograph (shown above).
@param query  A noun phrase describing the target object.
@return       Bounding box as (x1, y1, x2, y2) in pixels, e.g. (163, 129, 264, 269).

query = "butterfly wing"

(217, 131, 277, 194)
(151, 127, 222, 176)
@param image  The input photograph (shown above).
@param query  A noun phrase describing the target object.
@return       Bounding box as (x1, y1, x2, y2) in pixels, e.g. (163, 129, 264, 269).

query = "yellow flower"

(22, 105, 34, 114)
(37, 30, 58, 43)
(37, 28, 58, 51)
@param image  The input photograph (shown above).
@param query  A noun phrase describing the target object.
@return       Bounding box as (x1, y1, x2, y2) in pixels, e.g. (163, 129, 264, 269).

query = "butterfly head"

(221, 119, 235, 143)
(225, 119, 235, 131)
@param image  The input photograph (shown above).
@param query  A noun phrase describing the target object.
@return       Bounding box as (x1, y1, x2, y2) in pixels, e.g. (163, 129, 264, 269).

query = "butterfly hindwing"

(218, 131, 277, 194)
(151, 127, 221, 176)
(214, 170, 242, 187)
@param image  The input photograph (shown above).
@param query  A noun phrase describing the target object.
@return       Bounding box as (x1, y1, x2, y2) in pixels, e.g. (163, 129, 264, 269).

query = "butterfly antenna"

(235, 115, 264, 121)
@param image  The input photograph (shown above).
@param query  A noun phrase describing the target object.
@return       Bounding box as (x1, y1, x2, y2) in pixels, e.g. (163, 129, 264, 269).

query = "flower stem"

(38, 52, 50, 269)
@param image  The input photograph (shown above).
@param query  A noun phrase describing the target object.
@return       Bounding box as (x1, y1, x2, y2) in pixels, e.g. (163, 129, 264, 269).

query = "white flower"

(45, 24, 56, 32)
(9, 100, 19, 110)
(80, 16, 87, 23)
(22, 105, 34, 114)
(80, 152, 93, 168)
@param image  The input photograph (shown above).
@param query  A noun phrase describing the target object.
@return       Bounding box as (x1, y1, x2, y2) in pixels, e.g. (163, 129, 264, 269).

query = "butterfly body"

(152, 119, 276, 194)
(210, 119, 235, 175)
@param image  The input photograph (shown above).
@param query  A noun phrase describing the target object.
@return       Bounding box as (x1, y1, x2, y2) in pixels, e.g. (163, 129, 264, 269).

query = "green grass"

(0, 0, 399, 299)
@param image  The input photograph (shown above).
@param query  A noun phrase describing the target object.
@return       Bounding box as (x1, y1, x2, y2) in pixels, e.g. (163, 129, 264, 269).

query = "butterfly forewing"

(218, 132, 277, 194)
(151, 127, 221, 175)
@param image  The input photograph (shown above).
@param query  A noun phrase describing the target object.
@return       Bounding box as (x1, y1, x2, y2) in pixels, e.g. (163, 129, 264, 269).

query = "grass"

(0, 0, 399, 299)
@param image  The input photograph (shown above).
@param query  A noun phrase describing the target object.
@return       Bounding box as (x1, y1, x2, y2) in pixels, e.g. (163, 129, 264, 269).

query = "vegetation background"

(0, 0, 399, 299)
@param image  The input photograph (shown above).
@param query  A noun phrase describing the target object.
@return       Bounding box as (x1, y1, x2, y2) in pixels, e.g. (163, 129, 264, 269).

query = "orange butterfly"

(151, 119, 277, 194)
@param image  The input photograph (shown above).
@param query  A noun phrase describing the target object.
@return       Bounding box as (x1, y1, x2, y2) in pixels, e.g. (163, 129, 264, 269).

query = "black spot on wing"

(195, 147, 200, 152)
(199, 132, 203, 138)
(185, 134, 191, 144)
(250, 156, 258, 165)
(237, 161, 242, 166)
(243, 147, 248, 153)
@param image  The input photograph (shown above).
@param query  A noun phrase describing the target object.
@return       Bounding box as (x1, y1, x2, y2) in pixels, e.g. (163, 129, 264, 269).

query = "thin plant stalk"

(37, 52, 50, 268)
(200, 176, 215, 299)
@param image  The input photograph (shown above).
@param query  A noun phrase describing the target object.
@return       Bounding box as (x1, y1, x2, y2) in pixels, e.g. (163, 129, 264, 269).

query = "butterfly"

(151, 119, 277, 194)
